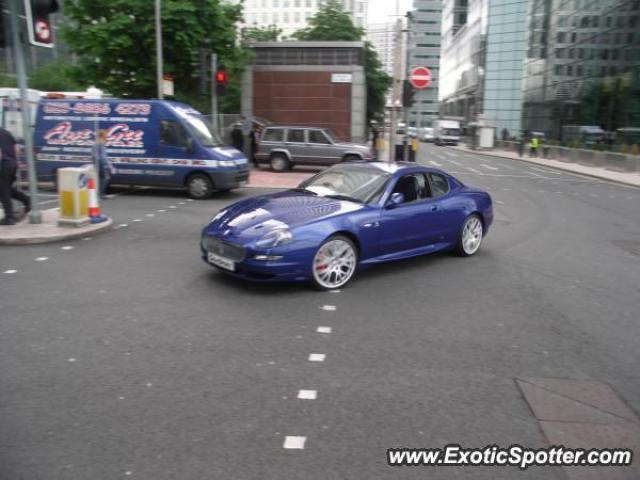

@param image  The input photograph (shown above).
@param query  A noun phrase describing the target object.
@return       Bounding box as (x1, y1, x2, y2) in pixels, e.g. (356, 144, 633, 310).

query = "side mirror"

(386, 192, 404, 208)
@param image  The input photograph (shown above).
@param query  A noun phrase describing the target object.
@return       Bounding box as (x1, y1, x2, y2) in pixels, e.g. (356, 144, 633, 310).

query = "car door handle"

(430, 205, 438, 211)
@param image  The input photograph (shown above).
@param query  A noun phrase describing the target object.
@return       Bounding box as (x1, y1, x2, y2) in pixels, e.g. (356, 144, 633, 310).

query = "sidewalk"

(451, 145, 640, 188)
(0, 208, 112, 245)
(246, 166, 322, 189)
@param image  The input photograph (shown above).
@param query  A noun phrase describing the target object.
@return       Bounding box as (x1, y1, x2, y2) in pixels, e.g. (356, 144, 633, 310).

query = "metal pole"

(211, 53, 218, 134)
(8, 0, 40, 223)
(416, 92, 423, 163)
(155, 0, 163, 99)
(389, 18, 403, 163)
(403, 15, 412, 162)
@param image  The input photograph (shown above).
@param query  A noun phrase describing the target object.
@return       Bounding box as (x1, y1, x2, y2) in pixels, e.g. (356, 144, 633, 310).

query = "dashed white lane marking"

(444, 151, 457, 157)
(187, 199, 195, 202)
(157, 209, 166, 213)
(317, 326, 332, 334)
(116, 223, 128, 228)
(297, 390, 317, 400)
(530, 166, 562, 175)
(169, 206, 177, 209)
(283, 436, 306, 449)
(178, 202, 186, 205)
(68, 358, 76, 362)
(502, 188, 510, 191)
(308, 353, 326, 362)
(35, 257, 48, 262)
(3, 269, 18, 274)
(528, 171, 547, 178)
(466, 167, 483, 175)
(61, 246, 74, 251)
(321, 305, 336, 311)
(82, 237, 92, 241)
(146, 213, 155, 217)
(495, 200, 504, 205)
(329, 289, 341, 293)
(446, 158, 462, 166)
(428, 160, 443, 167)
(133, 219, 143, 222)
(480, 164, 499, 171)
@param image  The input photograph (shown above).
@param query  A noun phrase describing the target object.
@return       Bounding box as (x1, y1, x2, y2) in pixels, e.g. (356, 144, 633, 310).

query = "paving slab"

(246, 166, 320, 189)
(0, 208, 112, 245)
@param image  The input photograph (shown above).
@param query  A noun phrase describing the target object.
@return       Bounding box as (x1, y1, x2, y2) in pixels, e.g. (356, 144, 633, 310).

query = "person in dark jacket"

(231, 122, 244, 152)
(0, 127, 30, 225)
(92, 129, 112, 198)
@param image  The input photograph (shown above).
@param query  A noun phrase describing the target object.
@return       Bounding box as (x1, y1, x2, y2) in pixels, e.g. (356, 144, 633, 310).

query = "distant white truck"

(434, 119, 461, 146)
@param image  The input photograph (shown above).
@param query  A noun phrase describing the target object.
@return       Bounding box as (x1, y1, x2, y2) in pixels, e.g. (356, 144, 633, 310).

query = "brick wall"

(253, 71, 352, 141)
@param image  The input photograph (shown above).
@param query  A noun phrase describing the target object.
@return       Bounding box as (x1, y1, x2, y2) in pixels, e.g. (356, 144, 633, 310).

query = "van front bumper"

(208, 166, 250, 190)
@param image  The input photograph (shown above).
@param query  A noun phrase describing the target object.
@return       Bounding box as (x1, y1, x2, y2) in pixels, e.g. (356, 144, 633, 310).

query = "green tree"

(293, 0, 391, 123)
(61, 0, 246, 113)
(28, 59, 86, 91)
(241, 25, 282, 45)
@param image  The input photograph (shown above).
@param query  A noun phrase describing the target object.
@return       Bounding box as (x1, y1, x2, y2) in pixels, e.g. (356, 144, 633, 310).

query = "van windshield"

(183, 115, 223, 147)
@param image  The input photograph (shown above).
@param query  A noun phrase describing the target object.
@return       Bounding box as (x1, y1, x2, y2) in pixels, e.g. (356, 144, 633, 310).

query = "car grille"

(203, 236, 246, 262)
(235, 171, 249, 182)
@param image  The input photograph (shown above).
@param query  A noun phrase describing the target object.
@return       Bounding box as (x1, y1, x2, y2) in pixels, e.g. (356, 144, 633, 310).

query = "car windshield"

(443, 128, 460, 136)
(182, 115, 223, 147)
(299, 165, 390, 203)
(322, 129, 337, 143)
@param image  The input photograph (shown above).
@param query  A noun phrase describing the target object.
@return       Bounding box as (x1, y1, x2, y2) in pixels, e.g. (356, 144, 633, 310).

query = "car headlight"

(219, 160, 236, 167)
(255, 228, 293, 249)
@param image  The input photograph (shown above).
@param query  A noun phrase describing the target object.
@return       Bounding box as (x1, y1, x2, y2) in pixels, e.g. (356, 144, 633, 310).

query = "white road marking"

(321, 305, 336, 311)
(38, 199, 59, 205)
(82, 237, 92, 241)
(555, 191, 563, 194)
(283, 436, 306, 449)
(495, 200, 504, 205)
(124, 471, 132, 476)
(157, 209, 166, 213)
(117, 223, 128, 228)
(68, 358, 76, 362)
(308, 353, 326, 362)
(480, 164, 499, 171)
(447, 159, 462, 166)
(329, 289, 341, 293)
(317, 326, 332, 334)
(169, 206, 177, 209)
(146, 213, 155, 217)
(444, 151, 457, 157)
(178, 202, 186, 205)
(61, 246, 74, 251)
(502, 188, 510, 191)
(35, 257, 48, 262)
(466, 167, 483, 175)
(133, 219, 143, 222)
(428, 160, 443, 167)
(187, 199, 195, 202)
(527, 171, 547, 178)
(297, 390, 318, 400)
(530, 166, 562, 175)
(3, 269, 17, 274)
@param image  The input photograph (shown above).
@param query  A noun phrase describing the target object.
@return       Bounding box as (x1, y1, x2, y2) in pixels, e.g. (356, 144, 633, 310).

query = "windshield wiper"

(325, 194, 362, 203)
(291, 187, 317, 195)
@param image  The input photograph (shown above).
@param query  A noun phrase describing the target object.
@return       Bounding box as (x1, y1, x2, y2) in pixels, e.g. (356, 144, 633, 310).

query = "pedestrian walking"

(249, 128, 258, 167)
(231, 122, 244, 153)
(92, 129, 112, 198)
(0, 127, 30, 225)
(501, 127, 509, 142)
(529, 136, 540, 157)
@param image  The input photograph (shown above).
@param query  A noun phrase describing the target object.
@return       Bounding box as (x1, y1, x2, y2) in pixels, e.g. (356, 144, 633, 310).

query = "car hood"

(203, 190, 363, 243)
(334, 141, 369, 151)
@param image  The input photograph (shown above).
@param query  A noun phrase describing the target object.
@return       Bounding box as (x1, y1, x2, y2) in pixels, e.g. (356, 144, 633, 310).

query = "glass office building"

(439, 0, 640, 139)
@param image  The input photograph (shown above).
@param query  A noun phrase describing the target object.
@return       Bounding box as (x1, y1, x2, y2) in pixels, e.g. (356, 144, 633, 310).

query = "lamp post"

(155, 0, 164, 99)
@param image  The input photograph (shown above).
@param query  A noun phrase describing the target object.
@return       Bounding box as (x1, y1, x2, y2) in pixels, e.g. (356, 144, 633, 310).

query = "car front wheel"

(270, 154, 291, 172)
(311, 235, 358, 290)
(456, 214, 483, 256)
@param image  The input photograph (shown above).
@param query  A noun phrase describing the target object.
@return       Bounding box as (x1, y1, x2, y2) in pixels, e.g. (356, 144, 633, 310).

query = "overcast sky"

(367, 0, 413, 25)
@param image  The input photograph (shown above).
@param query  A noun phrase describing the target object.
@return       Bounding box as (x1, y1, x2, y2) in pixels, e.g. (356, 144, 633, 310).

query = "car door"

(285, 128, 308, 164)
(154, 118, 191, 186)
(426, 171, 459, 242)
(308, 129, 340, 165)
(378, 173, 444, 254)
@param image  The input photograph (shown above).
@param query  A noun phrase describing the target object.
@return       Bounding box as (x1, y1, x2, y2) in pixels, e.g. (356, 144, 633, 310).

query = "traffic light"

(215, 69, 227, 95)
(402, 80, 416, 108)
(25, 0, 59, 48)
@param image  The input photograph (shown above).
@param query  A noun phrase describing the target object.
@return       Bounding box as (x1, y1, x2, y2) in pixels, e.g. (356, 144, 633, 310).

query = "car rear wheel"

(456, 214, 483, 256)
(311, 235, 358, 290)
(270, 154, 291, 172)
(186, 173, 214, 199)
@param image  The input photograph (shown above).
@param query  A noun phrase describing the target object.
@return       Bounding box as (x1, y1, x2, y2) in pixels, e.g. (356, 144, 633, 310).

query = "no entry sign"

(410, 66, 432, 89)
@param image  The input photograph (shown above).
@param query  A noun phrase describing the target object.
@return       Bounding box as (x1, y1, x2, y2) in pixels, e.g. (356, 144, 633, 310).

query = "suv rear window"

(263, 128, 284, 142)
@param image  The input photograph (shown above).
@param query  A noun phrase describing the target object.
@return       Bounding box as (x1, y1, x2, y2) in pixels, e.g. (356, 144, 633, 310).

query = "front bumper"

(207, 166, 250, 190)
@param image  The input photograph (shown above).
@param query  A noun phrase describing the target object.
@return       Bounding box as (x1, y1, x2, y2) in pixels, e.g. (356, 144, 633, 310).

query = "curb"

(0, 217, 113, 245)
(449, 147, 640, 189)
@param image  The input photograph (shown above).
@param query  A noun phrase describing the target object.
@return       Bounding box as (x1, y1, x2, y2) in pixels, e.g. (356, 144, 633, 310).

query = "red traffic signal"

(215, 70, 227, 84)
(25, 0, 59, 48)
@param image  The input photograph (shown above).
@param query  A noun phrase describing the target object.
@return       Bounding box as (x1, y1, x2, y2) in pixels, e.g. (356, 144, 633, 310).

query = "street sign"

(162, 74, 174, 97)
(409, 66, 432, 90)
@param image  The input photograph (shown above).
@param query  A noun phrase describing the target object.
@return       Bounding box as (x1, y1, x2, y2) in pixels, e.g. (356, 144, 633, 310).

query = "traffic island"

(0, 208, 112, 245)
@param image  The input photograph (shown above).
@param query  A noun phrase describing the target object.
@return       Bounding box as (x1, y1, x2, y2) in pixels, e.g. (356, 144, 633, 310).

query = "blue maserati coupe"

(201, 162, 493, 289)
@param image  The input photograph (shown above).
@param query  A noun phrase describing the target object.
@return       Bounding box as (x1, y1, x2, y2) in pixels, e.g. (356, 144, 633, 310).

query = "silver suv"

(255, 126, 373, 172)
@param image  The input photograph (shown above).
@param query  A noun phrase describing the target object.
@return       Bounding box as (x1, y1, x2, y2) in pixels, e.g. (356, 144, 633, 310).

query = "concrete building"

(366, 22, 396, 77)
(235, 0, 368, 38)
(407, 0, 443, 127)
(242, 42, 367, 142)
(439, 0, 640, 138)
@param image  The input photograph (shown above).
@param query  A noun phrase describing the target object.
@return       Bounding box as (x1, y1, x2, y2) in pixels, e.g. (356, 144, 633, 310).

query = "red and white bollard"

(87, 177, 107, 223)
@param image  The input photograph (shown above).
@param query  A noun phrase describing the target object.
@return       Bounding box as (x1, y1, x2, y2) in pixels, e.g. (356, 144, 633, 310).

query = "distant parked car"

(420, 127, 435, 142)
(255, 125, 374, 172)
(407, 126, 418, 138)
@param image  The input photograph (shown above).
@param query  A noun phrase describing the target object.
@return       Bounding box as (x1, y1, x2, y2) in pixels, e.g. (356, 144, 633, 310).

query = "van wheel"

(270, 154, 291, 172)
(186, 174, 214, 199)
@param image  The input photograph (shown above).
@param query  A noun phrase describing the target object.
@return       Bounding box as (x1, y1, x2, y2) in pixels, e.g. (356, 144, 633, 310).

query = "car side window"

(428, 173, 450, 197)
(309, 130, 330, 144)
(160, 120, 189, 147)
(262, 128, 284, 142)
(287, 129, 306, 143)
(391, 174, 429, 204)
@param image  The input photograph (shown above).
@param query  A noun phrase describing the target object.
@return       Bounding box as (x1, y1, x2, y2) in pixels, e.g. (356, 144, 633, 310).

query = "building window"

(555, 48, 565, 58)
(555, 65, 563, 75)
(612, 49, 620, 60)
(580, 16, 589, 28)
(577, 48, 584, 58)
(567, 65, 573, 76)
(294, 11, 300, 22)
(568, 48, 575, 58)
(627, 32, 635, 43)
(576, 65, 583, 76)
(591, 16, 598, 27)
(570, 32, 577, 42)
(600, 49, 609, 59)
(630, 16, 638, 27)
(557, 32, 566, 42)
(601, 33, 609, 43)
(558, 15, 568, 27)
(616, 16, 624, 27)
(600, 66, 607, 76)
(609, 66, 617, 76)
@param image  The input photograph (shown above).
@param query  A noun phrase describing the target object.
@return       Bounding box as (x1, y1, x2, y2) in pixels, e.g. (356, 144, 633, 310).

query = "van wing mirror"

(185, 137, 194, 153)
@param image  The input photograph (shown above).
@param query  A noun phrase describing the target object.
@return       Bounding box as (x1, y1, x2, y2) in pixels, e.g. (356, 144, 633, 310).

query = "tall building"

(439, 0, 640, 138)
(366, 22, 396, 77)
(236, 0, 368, 38)
(407, 0, 443, 127)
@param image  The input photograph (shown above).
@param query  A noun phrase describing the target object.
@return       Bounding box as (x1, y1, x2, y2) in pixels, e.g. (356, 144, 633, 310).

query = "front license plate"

(208, 252, 235, 271)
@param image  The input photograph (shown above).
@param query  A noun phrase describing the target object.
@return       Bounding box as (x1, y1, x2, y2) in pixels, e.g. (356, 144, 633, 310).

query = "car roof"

(339, 161, 445, 176)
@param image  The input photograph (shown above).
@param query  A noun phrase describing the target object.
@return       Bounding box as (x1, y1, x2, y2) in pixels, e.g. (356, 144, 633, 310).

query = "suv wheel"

(270, 154, 291, 172)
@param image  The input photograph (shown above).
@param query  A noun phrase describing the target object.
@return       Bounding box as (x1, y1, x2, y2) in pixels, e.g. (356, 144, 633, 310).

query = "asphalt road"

(1, 144, 639, 479)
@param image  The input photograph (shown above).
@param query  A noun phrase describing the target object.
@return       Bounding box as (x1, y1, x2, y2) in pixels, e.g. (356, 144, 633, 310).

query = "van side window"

(160, 120, 188, 147)
(428, 173, 450, 197)
(309, 130, 331, 144)
(262, 128, 284, 142)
